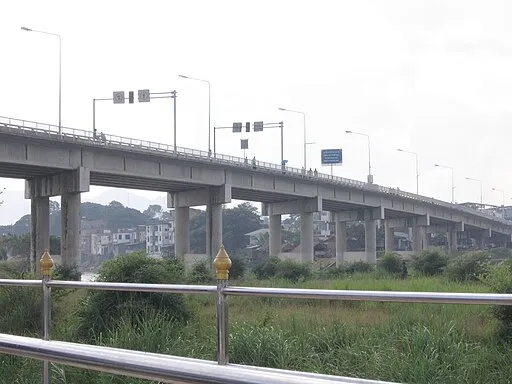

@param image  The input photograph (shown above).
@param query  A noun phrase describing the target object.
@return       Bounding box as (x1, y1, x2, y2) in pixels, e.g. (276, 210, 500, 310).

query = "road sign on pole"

(254, 121, 264, 132)
(241, 139, 248, 149)
(138, 89, 150, 102)
(113, 91, 125, 104)
(321, 149, 343, 165)
(233, 122, 242, 133)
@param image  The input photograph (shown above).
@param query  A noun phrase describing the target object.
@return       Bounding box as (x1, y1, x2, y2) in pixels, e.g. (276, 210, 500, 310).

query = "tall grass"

(0, 269, 511, 383)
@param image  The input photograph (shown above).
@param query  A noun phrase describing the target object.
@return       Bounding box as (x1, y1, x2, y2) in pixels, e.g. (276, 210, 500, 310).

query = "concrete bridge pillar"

(365, 218, 377, 263)
(61, 193, 81, 267)
(335, 219, 346, 266)
(25, 167, 90, 270)
(269, 214, 282, 258)
(30, 197, 50, 275)
(206, 202, 223, 262)
(412, 226, 429, 253)
(447, 230, 458, 254)
(300, 212, 314, 263)
(174, 207, 190, 259)
(384, 220, 394, 252)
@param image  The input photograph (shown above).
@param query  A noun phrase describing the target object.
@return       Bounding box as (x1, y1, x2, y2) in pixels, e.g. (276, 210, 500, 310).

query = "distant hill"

(0, 201, 152, 237)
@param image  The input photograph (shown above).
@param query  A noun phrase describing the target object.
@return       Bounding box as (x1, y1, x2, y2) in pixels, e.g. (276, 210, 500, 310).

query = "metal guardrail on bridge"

(1, 249, 512, 383)
(0, 115, 510, 227)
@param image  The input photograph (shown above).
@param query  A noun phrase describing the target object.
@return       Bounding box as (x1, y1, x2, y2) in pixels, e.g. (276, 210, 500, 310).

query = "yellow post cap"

(213, 244, 232, 280)
(40, 249, 54, 277)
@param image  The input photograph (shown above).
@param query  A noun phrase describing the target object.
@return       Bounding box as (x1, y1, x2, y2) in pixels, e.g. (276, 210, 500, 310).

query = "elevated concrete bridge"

(1, 116, 510, 270)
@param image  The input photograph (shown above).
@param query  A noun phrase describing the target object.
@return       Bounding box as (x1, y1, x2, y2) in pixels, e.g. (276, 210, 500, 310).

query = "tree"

(108, 200, 124, 208)
(0, 187, 4, 207)
(143, 204, 163, 219)
(49, 200, 60, 213)
(190, 210, 206, 253)
(222, 202, 262, 253)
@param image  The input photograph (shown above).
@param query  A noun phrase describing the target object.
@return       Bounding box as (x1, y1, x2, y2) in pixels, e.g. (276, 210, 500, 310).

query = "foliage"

(253, 257, 281, 279)
(275, 260, 311, 282)
(190, 210, 206, 253)
(445, 251, 490, 282)
(229, 253, 247, 280)
(412, 249, 447, 276)
(53, 264, 82, 281)
(344, 261, 374, 274)
(222, 202, 262, 253)
(482, 264, 512, 342)
(254, 258, 310, 282)
(188, 260, 214, 284)
(378, 252, 403, 275)
(75, 252, 190, 341)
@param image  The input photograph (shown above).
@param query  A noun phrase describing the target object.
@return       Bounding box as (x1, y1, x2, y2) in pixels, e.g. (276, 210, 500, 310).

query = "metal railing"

(0, 115, 510, 227)
(1, 249, 512, 383)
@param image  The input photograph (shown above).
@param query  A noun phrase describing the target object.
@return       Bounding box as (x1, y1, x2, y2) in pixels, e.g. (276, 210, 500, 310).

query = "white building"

(146, 221, 174, 256)
(313, 211, 333, 239)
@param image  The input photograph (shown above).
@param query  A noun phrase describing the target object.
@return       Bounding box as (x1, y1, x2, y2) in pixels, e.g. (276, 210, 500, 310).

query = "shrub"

(378, 252, 403, 275)
(276, 260, 311, 282)
(53, 264, 82, 281)
(412, 249, 447, 276)
(254, 257, 280, 279)
(74, 252, 190, 341)
(345, 261, 374, 274)
(482, 264, 512, 342)
(229, 254, 247, 280)
(188, 260, 214, 284)
(445, 251, 490, 282)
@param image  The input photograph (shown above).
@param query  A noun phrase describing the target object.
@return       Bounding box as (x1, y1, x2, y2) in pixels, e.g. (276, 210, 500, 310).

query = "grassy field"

(1, 268, 511, 383)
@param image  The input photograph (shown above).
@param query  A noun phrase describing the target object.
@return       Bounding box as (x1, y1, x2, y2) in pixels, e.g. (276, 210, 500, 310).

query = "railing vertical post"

(40, 249, 54, 384)
(213, 245, 231, 365)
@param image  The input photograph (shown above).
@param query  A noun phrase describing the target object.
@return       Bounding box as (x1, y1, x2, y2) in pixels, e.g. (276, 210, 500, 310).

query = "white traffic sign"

(138, 89, 150, 102)
(113, 91, 125, 104)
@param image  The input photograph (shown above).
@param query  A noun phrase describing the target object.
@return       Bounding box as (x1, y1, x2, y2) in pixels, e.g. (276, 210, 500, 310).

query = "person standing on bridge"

(252, 156, 256, 169)
(314, 168, 318, 177)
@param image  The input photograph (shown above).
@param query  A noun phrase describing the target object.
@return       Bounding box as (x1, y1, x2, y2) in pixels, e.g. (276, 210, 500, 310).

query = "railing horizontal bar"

(0, 334, 377, 384)
(0, 279, 42, 287)
(224, 287, 512, 305)
(47, 281, 217, 294)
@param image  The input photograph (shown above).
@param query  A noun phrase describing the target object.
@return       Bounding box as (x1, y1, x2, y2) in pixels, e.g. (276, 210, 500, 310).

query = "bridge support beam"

(174, 207, 190, 259)
(384, 220, 394, 252)
(30, 197, 49, 275)
(206, 202, 223, 263)
(25, 168, 90, 270)
(365, 219, 377, 263)
(269, 214, 282, 258)
(300, 212, 314, 263)
(335, 220, 346, 266)
(61, 193, 81, 267)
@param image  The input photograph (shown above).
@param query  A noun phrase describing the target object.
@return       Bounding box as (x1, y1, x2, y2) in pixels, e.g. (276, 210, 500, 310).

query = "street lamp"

(346, 130, 373, 184)
(278, 108, 307, 170)
(397, 149, 419, 195)
(434, 164, 455, 203)
(21, 26, 62, 135)
(179, 75, 211, 154)
(492, 187, 505, 206)
(465, 177, 483, 208)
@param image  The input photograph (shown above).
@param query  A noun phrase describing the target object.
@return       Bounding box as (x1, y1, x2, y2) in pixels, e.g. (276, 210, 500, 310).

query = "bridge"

(1, 115, 511, 270)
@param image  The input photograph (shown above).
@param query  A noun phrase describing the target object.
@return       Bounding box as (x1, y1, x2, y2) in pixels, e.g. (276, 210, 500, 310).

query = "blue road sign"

(321, 149, 342, 165)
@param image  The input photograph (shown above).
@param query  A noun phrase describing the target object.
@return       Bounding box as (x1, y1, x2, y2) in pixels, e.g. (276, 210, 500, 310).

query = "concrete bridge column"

(30, 197, 50, 275)
(61, 193, 81, 267)
(365, 219, 377, 263)
(206, 202, 223, 262)
(300, 212, 314, 263)
(335, 219, 346, 266)
(447, 230, 458, 254)
(269, 214, 282, 258)
(174, 207, 190, 259)
(384, 220, 394, 252)
(412, 226, 428, 253)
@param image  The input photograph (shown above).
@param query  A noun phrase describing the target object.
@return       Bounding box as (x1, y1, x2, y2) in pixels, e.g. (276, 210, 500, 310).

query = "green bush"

(74, 252, 190, 341)
(188, 260, 214, 284)
(378, 252, 403, 275)
(53, 264, 82, 281)
(229, 254, 247, 280)
(482, 264, 512, 342)
(445, 251, 490, 282)
(412, 249, 447, 276)
(276, 260, 311, 282)
(254, 257, 280, 279)
(345, 261, 374, 274)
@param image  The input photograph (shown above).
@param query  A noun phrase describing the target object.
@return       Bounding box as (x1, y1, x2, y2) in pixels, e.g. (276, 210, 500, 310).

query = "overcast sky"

(1, 0, 512, 223)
